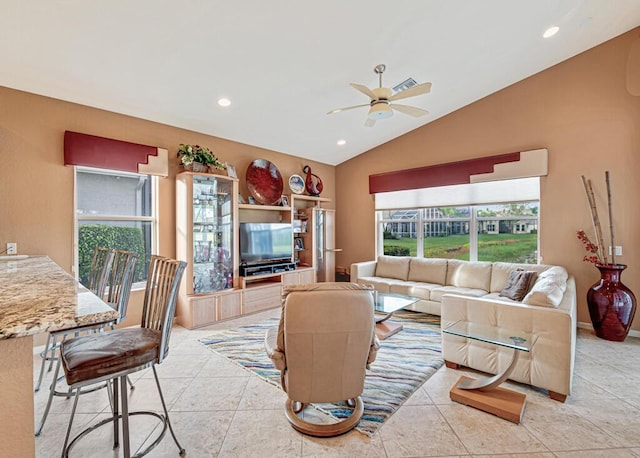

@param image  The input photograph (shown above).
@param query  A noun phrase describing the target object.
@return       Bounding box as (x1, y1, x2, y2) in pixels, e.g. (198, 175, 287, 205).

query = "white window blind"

(374, 177, 540, 210)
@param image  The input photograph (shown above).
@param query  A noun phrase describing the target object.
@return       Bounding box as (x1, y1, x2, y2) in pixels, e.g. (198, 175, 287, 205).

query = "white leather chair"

(265, 282, 379, 437)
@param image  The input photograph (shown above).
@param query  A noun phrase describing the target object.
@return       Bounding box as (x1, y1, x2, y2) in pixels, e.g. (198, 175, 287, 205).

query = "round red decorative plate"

(246, 159, 284, 205)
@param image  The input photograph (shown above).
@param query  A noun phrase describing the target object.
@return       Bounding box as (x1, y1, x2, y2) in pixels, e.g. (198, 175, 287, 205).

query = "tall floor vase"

(587, 264, 637, 341)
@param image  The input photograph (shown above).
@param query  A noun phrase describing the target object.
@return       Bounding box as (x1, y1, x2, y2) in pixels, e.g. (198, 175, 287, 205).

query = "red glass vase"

(587, 264, 637, 341)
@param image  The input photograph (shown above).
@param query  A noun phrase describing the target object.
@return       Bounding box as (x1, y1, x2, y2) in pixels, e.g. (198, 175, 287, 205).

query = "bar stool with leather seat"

(59, 255, 187, 457)
(35, 249, 138, 436)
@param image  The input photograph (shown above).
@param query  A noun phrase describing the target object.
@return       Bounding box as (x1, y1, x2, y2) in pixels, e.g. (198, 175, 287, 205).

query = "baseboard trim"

(577, 320, 640, 338)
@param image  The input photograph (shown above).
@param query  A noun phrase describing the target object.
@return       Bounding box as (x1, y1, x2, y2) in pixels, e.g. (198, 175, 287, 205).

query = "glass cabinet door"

(192, 175, 234, 293)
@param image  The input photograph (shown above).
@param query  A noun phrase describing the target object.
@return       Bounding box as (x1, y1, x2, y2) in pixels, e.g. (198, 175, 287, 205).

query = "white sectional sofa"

(351, 256, 576, 401)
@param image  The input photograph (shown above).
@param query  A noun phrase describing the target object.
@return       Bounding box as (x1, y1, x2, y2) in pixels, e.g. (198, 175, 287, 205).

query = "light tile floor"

(33, 309, 640, 457)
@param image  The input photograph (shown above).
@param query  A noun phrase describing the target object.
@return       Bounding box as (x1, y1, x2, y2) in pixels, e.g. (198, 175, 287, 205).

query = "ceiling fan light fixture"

(368, 103, 393, 120)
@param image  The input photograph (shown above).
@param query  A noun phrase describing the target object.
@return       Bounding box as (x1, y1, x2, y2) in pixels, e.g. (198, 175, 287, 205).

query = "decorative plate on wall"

(246, 159, 284, 205)
(289, 174, 305, 194)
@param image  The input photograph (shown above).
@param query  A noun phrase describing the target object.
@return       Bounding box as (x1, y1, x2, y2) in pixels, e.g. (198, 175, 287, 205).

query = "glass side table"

(442, 320, 538, 423)
(372, 291, 420, 340)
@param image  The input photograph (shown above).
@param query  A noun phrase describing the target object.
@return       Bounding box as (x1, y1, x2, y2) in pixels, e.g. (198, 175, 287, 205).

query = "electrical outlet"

(6, 243, 17, 255)
(608, 245, 623, 256)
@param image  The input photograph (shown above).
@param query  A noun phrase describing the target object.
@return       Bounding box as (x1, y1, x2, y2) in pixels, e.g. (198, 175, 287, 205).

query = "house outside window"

(378, 201, 539, 263)
(75, 167, 157, 284)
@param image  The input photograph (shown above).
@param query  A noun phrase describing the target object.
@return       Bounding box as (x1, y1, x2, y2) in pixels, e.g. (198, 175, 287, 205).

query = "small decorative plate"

(246, 159, 284, 205)
(289, 174, 305, 194)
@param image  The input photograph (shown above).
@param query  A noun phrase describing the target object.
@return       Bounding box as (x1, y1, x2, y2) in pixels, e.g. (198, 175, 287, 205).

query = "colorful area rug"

(199, 310, 443, 436)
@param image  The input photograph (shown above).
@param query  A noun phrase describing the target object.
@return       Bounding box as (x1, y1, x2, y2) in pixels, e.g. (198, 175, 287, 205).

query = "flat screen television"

(239, 222, 293, 265)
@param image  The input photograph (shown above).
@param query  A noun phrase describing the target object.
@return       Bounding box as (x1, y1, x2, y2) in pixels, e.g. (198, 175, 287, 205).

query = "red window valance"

(64, 131, 168, 177)
(369, 149, 548, 194)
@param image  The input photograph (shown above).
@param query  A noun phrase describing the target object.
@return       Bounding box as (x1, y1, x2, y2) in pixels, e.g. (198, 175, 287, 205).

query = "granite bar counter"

(0, 255, 119, 457)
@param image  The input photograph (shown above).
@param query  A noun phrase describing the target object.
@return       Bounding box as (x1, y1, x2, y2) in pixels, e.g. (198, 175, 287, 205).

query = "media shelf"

(238, 203, 291, 211)
(240, 262, 297, 277)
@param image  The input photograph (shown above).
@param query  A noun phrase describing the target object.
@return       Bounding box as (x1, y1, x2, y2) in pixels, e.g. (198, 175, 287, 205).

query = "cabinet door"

(191, 296, 217, 327)
(243, 285, 282, 313)
(190, 174, 235, 294)
(315, 209, 337, 282)
(218, 291, 242, 320)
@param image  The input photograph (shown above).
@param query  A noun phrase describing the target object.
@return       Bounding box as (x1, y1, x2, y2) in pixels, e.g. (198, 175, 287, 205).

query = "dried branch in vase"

(579, 171, 617, 266)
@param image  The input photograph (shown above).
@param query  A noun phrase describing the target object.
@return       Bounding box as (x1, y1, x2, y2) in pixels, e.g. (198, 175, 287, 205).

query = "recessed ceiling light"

(543, 26, 559, 38)
(337, 139, 346, 146)
(217, 97, 231, 107)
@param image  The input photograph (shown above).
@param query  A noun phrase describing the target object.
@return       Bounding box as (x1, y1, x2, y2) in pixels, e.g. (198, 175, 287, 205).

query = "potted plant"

(177, 144, 227, 173)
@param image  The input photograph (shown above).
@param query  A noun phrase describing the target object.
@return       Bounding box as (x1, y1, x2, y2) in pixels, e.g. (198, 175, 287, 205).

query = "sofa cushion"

(490, 262, 549, 293)
(389, 281, 439, 300)
(355, 277, 394, 292)
(499, 270, 538, 301)
(375, 256, 411, 281)
(446, 260, 492, 291)
(408, 258, 447, 284)
(429, 285, 488, 302)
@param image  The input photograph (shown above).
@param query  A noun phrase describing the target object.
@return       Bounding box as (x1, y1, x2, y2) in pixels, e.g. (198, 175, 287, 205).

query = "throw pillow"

(523, 277, 567, 307)
(499, 269, 538, 301)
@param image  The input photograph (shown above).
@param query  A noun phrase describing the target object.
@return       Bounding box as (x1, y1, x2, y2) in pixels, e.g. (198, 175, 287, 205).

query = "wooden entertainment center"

(175, 171, 331, 329)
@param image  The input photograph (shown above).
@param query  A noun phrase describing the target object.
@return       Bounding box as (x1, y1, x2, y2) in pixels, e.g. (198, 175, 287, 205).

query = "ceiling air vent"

(392, 77, 418, 94)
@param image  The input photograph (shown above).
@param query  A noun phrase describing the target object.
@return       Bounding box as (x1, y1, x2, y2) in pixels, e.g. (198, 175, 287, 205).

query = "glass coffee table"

(372, 291, 420, 340)
(443, 321, 538, 423)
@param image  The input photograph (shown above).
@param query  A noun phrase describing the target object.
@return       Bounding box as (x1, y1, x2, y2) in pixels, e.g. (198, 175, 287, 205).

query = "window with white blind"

(375, 178, 540, 263)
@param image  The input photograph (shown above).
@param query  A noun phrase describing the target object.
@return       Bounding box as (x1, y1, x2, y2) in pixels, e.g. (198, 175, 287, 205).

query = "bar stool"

(36, 249, 138, 436)
(35, 246, 114, 392)
(60, 255, 187, 457)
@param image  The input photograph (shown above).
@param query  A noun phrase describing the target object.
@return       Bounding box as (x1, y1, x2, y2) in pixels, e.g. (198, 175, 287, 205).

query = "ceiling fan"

(327, 64, 432, 127)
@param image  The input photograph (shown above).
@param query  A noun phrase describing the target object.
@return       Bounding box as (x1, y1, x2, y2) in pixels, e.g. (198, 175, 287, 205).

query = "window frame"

(73, 166, 158, 287)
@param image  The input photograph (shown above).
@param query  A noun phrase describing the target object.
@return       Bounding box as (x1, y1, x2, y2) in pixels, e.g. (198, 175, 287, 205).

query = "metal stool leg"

(152, 366, 185, 455)
(61, 388, 82, 458)
(35, 355, 63, 436)
(47, 334, 58, 371)
(120, 375, 131, 457)
(113, 377, 120, 450)
(35, 333, 55, 392)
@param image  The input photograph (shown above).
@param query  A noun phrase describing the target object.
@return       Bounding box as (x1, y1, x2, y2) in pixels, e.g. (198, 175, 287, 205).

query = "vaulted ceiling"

(2, 1, 639, 165)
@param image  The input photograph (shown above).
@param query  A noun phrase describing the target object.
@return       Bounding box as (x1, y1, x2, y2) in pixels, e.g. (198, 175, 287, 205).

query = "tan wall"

(336, 28, 640, 331)
(0, 87, 335, 333)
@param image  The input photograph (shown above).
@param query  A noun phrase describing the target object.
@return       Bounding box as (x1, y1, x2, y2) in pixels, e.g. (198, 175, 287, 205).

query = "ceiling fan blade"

(389, 82, 432, 101)
(364, 117, 376, 127)
(390, 103, 429, 117)
(326, 103, 370, 115)
(350, 83, 376, 99)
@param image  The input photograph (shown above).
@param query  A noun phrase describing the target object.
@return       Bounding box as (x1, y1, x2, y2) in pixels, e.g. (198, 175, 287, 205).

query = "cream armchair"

(264, 282, 379, 437)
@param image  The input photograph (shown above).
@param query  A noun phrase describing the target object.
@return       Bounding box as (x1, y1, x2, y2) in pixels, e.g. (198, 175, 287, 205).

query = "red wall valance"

(369, 149, 548, 194)
(64, 131, 168, 176)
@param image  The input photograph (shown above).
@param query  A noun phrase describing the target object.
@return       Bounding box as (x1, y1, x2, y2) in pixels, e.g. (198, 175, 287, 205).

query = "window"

(475, 203, 538, 263)
(75, 167, 157, 284)
(378, 201, 539, 263)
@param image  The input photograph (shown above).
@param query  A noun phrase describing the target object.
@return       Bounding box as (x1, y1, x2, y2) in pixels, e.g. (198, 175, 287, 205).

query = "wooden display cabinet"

(176, 181, 334, 328)
(176, 172, 240, 329)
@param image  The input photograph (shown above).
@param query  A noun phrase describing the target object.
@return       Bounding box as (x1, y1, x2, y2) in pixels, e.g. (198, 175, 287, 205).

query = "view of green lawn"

(383, 233, 538, 263)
